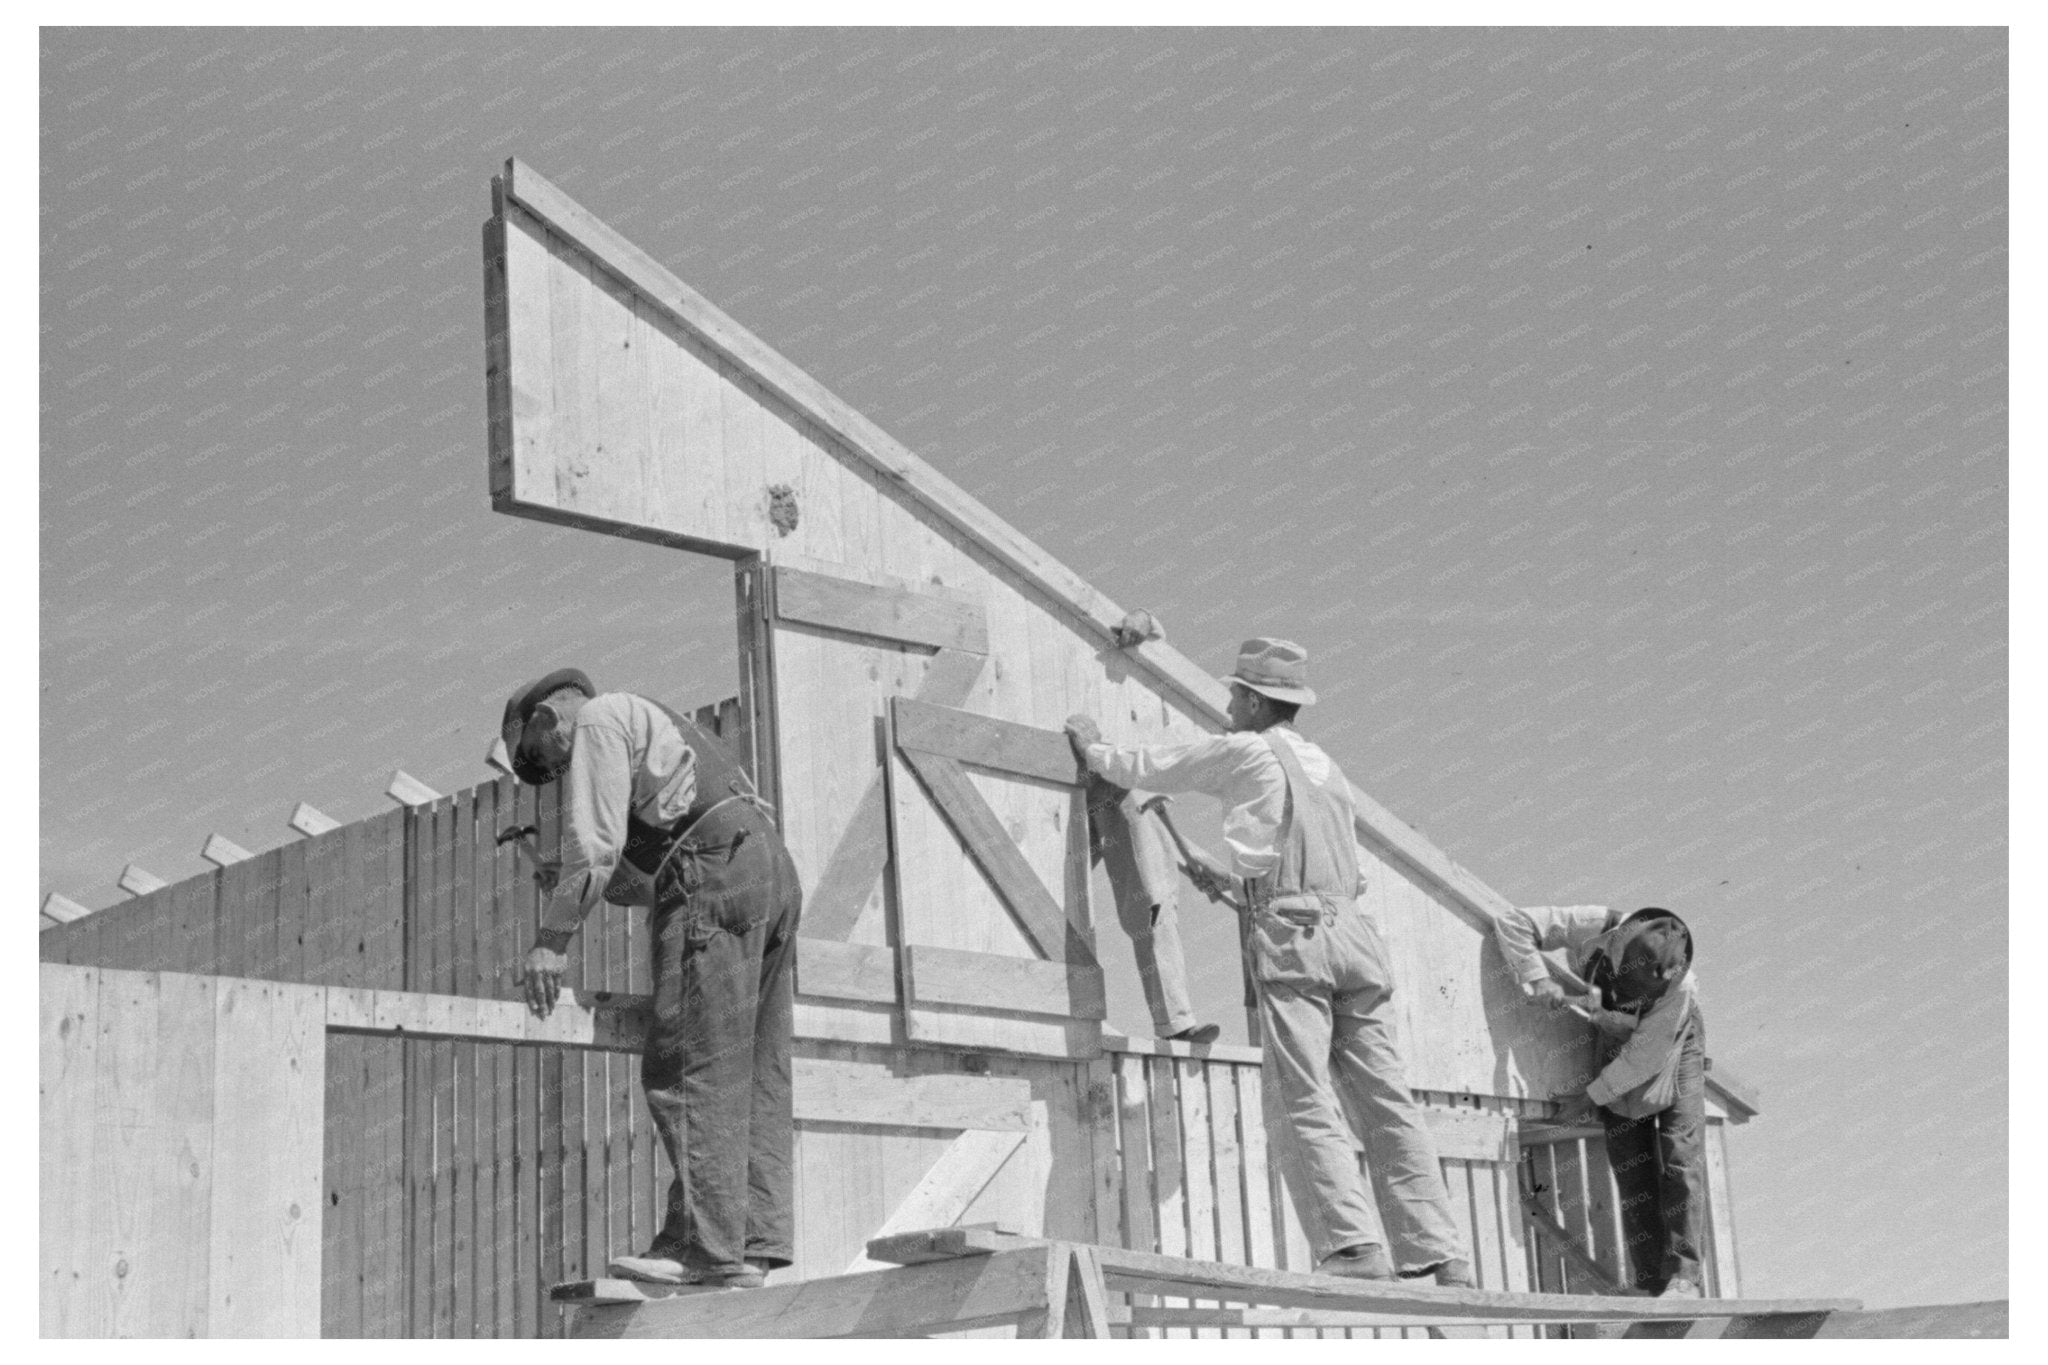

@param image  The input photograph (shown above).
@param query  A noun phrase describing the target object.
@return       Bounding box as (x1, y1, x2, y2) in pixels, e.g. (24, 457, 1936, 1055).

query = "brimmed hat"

(1595, 907, 1693, 1010)
(492, 668, 595, 785)
(1220, 637, 1317, 707)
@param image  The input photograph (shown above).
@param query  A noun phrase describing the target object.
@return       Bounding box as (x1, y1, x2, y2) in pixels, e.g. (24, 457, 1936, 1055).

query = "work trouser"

(1093, 788, 1198, 1035)
(1250, 899, 1467, 1271)
(640, 803, 802, 1275)
(1600, 1010, 1708, 1293)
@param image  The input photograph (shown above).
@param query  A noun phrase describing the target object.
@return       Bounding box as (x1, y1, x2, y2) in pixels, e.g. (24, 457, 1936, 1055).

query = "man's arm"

(1080, 729, 1250, 795)
(1496, 904, 1610, 1009)
(538, 722, 634, 933)
(1586, 976, 1694, 1107)
(523, 721, 634, 1015)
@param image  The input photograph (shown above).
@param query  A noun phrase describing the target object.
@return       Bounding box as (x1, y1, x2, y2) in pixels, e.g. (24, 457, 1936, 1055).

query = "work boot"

(1315, 1243, 1396, 1280)
(1659, 1276, 1703, 1299)
(607, 1252, 686, 1284)
(1166, 1023, 1222, 1045)
(608, 1252, 769, 1290)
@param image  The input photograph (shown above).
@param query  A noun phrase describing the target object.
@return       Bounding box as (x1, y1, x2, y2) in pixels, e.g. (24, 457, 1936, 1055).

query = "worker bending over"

(494, 669, 801, 1290)
(1066, 639, 1472, 1285)
(1494, 904, 1703, 1298)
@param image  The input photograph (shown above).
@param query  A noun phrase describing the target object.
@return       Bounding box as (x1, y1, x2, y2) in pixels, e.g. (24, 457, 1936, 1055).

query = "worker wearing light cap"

(1065, 639, 1473, 1286)
(493, 669, 800, 1290)
(1495, 904, 1706, 1298)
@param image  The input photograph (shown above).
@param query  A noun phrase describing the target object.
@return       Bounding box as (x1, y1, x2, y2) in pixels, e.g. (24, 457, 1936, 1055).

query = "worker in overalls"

(1495, 904, 1704, 1297)
(1066, 639, 1473, 1285)
(493, 668, 800, 1290)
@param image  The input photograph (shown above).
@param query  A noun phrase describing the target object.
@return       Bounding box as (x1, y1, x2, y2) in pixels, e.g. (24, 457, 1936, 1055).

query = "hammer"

(1139, 794, 1260, 1025)
(1138, 795, 1244, 915)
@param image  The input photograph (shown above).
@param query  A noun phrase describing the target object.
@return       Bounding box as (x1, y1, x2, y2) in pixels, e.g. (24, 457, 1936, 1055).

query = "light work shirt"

(542, 693, 698, 933)
(1494, 904, 1700, 1108)
(1082, 725, 1336, 882)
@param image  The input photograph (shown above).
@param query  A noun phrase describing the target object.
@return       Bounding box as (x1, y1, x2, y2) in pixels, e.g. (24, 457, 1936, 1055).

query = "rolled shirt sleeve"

(540, 718, 635, 933)
(1084, 733, 1243, 794)
(1495, 904, 1612, 991)
(1083, 733, 1285, 880)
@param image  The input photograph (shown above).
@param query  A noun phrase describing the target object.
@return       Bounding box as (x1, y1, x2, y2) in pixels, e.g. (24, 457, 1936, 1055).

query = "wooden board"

(793, 1057, 1035, 1131)
(795, 938, 897, 1004)
(893, 696, 1078, 786)
(562, 1245, 1063, 1338)
(1704, 1120, 1742, 1297)
(41, 965, 104, 1336)
(775, 563, 988, 654)
(41, 966, 327, 1338)
(208, 977, 327, 1335)
(903, 944, 1106, 1021)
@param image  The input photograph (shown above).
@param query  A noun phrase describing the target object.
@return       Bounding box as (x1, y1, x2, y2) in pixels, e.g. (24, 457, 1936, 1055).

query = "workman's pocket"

(1247, 914, 1327, 988)
(682, 887, 775, 944)
(660, 836, 779, 943)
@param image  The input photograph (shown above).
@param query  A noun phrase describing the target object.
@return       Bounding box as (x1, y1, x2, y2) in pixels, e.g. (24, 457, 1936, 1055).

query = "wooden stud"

(386, 770, 442, 807)
(290, 802, 342, 837)
(200, 833, 252, 867)
(42, 890, 90, 927)
(117, 863, 167, 897)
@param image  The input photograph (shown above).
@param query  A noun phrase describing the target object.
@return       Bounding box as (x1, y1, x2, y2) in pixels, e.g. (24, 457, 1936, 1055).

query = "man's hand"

(1528, 979, 1574, 1012)
(532, 858, 562, 895)
(519, 929, 574, 1017)
(1587, 1006, 1639, 1039)
(1064, 713, 1102, 761)
(1186, 860, 1235, 905)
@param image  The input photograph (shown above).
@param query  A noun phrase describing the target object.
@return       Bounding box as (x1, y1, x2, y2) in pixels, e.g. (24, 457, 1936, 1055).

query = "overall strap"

(1260, 729, 1361, 905)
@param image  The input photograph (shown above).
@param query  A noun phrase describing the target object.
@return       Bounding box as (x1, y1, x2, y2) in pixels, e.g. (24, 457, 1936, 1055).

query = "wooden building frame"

(42, 158, 1767, 1337)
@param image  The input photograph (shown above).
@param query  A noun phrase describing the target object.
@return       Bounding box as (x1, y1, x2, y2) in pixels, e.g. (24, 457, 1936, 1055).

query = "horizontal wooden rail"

(892, 697, 1079, 787)
(773, 564, 988, 654)
(864, 1228, 1856, 1333)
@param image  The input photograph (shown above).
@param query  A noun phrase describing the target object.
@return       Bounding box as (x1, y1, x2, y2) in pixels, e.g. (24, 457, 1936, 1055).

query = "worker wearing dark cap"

(1494, 904, 1705, 1298)
(492, 669, 800, 1290)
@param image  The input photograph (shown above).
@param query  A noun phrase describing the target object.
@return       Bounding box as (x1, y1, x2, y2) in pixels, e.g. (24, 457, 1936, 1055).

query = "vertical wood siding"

(1104, 1051, 1536, 1339)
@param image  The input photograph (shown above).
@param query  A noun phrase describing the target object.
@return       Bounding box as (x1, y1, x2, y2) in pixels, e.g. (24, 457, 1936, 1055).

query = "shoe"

(608, 1253, 685, 1284)
(1659, 1277, 1703, 1299)
(607, 1254, 767, 1290)
(1399, 1257, 1476, 1288)
(1166, 1023, 1222, 1045)
(1316, 1243, 1396, 1280)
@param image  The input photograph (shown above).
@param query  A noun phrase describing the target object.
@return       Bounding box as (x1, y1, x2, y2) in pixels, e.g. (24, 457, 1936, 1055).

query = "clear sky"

(40, 27, 2004, 1309)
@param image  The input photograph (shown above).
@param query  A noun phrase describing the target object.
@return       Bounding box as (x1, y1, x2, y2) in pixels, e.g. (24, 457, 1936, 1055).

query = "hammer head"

(496, 824, 539, 847)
